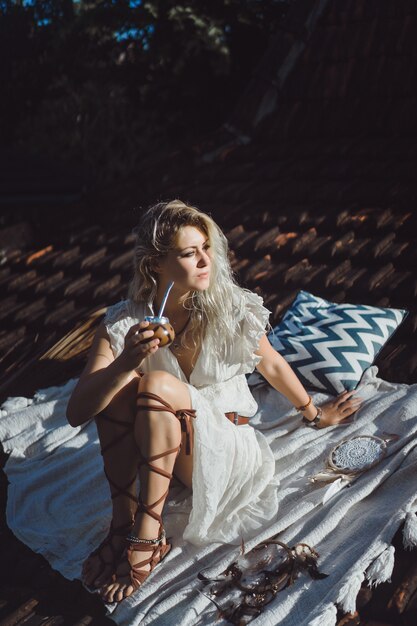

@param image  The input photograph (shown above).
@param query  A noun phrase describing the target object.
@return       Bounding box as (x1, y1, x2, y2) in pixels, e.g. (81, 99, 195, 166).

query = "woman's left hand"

(317, 390, 363, 428)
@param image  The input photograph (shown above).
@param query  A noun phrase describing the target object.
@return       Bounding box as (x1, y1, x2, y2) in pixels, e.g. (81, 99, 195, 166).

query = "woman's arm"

(66, 320, 159, 427)
(255, 335, 362, 427)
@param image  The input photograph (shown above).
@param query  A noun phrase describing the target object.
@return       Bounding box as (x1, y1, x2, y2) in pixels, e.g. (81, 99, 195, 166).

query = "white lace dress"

(104, 290, 280, 546)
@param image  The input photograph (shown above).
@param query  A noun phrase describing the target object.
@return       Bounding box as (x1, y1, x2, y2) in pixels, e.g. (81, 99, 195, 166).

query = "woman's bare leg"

(101, 370, 194, 603)
(82, 376, 139, 588)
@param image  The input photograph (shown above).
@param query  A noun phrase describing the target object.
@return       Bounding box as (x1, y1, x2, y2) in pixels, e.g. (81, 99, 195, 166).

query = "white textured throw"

(1, 367, 417, 626)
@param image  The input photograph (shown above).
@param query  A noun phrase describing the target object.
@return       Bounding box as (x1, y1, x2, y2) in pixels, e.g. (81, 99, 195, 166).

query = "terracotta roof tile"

(92, 275, 123, 301)
(225, 225, 260, 252)
(267, 289, 300, 319)
(108, 250, 133, 272)
(51, 246, 82, 269)
(14, 297, 47, 325)
(308, 235, 335, 261)
(69, 225, 103, 246)
(253, 226, 282, 252)
(291, 227, 318, 254)
(0, 326, 26, 354)
(33, 270, 65, 297)
(0, 295, 19, 325)
(63, 273, 92, 298)
(80, 247, 108, 271)
(324, 259, 352, 288)
(6, 269, 38, 293)
(243, 255, 273, 285)
(229, 253, 250, 274)
(44, 301, 76, 328)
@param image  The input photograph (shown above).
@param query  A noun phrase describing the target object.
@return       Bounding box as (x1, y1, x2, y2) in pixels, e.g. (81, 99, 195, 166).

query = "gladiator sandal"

(82, 413, 138, 588)
(119, 391, 196, 592)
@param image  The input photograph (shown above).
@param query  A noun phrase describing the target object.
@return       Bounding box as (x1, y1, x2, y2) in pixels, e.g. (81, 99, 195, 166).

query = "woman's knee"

(138, 371, 189, 408)
(139, 370, 176, 394)
(136, 371, 191, 433)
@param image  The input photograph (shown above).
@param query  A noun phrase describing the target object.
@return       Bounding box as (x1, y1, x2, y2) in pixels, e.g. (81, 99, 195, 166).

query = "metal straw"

(157, 281, 174, 318)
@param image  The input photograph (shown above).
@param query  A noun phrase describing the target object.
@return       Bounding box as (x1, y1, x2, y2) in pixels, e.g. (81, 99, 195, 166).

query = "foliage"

(0, 0, 288, 186)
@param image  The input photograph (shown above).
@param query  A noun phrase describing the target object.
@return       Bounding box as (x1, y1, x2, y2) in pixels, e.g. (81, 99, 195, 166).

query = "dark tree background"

(0, 0, 288, 189)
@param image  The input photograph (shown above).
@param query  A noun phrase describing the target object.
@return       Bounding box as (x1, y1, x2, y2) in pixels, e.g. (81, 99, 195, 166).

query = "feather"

(322, 477, 350, 504)
(310, 470, 339, 483)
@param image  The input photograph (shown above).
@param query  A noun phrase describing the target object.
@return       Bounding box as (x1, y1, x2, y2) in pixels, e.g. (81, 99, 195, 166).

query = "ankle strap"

(126, 528, 166, 545)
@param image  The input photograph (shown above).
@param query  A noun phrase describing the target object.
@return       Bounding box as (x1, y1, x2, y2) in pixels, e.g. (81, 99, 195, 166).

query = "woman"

(66, 200, 362, 603)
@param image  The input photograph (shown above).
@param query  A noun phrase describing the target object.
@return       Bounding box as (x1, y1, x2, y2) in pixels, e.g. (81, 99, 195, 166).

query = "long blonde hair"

(128, 199, 246, 355)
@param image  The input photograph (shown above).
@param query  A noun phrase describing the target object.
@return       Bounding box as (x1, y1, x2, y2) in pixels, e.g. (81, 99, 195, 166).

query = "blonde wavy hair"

(128, 199, 247, 354)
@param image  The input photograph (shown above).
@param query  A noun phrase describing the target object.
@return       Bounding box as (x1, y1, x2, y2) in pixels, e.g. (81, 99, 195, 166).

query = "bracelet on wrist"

(295, 395, 312, 412)
(302, 406, 323, 428)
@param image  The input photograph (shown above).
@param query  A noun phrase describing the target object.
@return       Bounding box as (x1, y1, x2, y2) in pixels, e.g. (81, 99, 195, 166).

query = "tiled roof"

(0, 222, 135, 399)
(1, 0, 417, 623)
(1, 201, 415, 402)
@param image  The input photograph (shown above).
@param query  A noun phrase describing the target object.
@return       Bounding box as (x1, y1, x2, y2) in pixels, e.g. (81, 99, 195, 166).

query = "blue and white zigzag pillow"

(269, 290, 407, 395)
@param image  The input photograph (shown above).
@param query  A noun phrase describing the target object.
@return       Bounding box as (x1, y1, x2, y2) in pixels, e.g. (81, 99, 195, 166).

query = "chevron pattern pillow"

(269, 291, 407, 395)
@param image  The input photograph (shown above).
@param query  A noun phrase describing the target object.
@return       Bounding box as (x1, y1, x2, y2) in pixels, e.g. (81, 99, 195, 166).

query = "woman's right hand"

(117, 321, 160, 372)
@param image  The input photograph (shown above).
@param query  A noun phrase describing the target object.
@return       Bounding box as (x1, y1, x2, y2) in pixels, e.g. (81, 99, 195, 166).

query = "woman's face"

(156, 225, 212, 293)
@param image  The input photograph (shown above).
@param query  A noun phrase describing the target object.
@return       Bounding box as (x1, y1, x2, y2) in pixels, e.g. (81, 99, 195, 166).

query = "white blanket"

(1, 367, 417, 626)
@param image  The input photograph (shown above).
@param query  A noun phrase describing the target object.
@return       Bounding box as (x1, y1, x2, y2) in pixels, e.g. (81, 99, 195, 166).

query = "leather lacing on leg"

(99, 413, 138, 505)
(112, 390, 194, 592)
(82, 412, 137, 589)
(136, 391, 196, 455)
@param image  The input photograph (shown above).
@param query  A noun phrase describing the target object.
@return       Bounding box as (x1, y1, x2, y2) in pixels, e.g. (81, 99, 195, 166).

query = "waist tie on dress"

(224, 412, 250, 426)
(136, 391, 196, 455)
